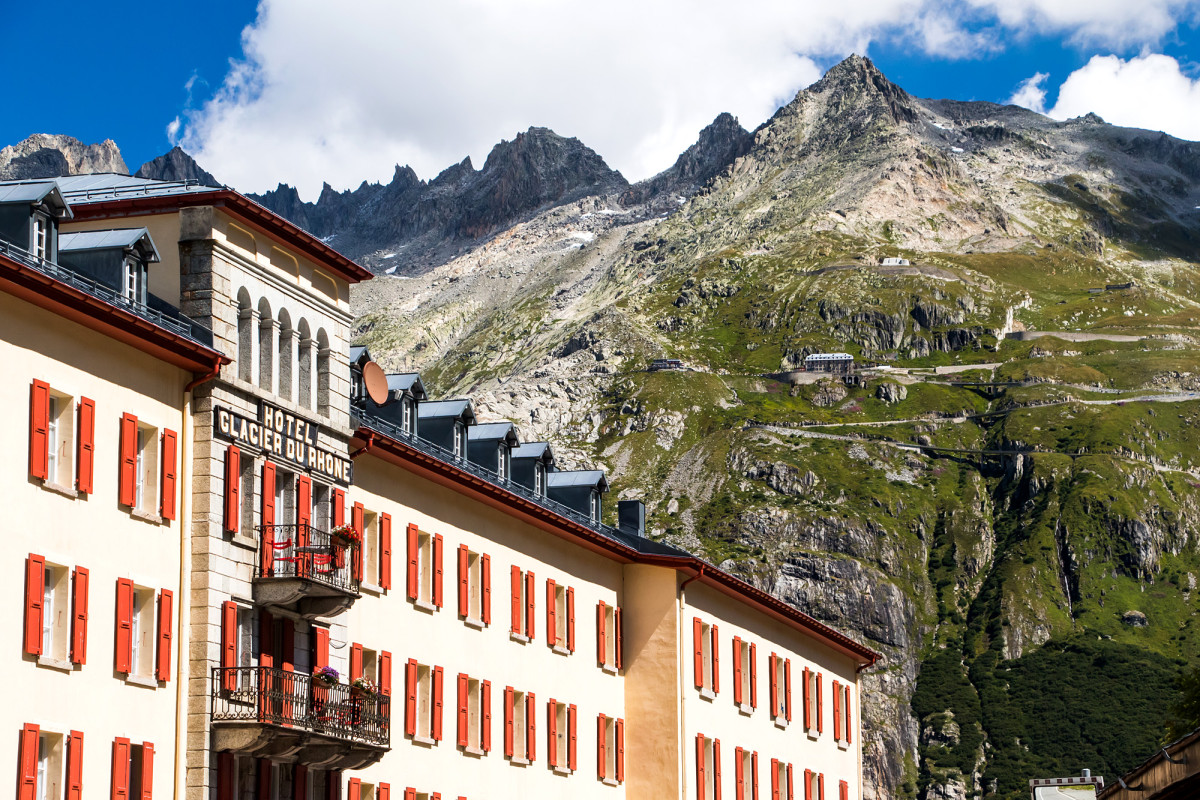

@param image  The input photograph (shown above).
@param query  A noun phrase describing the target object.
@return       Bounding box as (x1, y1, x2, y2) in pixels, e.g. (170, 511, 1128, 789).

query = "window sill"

(124, 674, 158, 689)
(462, 745, 485, 758)
(41, 480, 78, 500)
(807, 729, 821, 741)
(412, 598, 437, 614)
(738, 703, 755, 717)
(463, 617, 485, 630)
(36, 655, 74, 673)
(601, 777, 621, 787)
(510, 632, 530, 645)
(698, 687, 716, 702)
(360, 581, 382, 596)
(552, 766, 573, 776)
(130, 509, 164, 525)
(508, 756, 530, 767)
(601, 663, 619, 675)
(230, 533, 258, 551)
(410, 734, 436, 747)
(551, 644, 572, 657)
(774, 717, 789, 730)
(838, 740, 850, 751)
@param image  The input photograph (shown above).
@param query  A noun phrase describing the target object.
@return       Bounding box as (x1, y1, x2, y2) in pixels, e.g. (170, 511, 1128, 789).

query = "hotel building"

(1, 174, 877, 800)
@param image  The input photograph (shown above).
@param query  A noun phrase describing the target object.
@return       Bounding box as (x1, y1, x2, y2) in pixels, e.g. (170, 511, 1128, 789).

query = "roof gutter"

(184, 362, 222, 394)
(350, 433, 375, 459)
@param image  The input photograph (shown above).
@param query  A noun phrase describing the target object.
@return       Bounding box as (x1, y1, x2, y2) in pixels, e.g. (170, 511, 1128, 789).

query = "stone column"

(258, 317, 278, 395)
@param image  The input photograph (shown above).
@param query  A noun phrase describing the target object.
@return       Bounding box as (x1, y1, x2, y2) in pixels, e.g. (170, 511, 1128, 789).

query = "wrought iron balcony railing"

(211, 666, 390, 748)
(256, 523, 360, 595)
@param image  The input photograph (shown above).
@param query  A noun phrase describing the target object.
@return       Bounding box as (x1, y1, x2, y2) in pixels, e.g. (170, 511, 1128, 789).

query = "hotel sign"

(214, 401, 353, 486)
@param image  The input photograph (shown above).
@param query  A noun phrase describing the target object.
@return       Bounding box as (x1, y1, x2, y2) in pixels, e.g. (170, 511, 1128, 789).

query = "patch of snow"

(676, 195, 686, 204)
(384, 266, 397, 275)
(580, 212, 594, 219)
(320, 234, 337, 243)
(951, 146, 964, 153)
(380, 252, 397, 259)
(565, 231, 595, 243)
(930, 121, 947, 130)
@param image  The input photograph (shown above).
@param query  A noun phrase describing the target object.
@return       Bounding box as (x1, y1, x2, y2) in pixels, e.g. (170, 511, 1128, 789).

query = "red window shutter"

(833, 680, 842, 741)
(457, 673, 469, 747)
(328, 772, 341, 800)
(347, 778, 360, 800)
(510, 566, 522, 634)
(259, 610, 274, 669)
(332, 488, 345, 527)
(546, 578, 557, 647)
(140, 742, 154, 800)
(379, 650, 392, 696)
(433, 665, 445, 740)
(314, 627, 329, 669)
(216, 753, 234, 800)
(567, 587, 576, 653)
(221, 601, 237, 690)
(714, 739, 722, 800)
(803, 770, 812, 800)
(481, 680, 492, 752)
(67, 730, 84, 800)
(839, 781, 848, 800)
(458, 545, 469, 617)
(29, 380, 49, 480)
(771, 758, 779, 800)
(569, 704, 579, 772)
(785, 659, 793, 722)
(788, 765, 794, 800)
(526, 691, 536, 762)
(750, 643, 758, 708)
(223, 444, 240, 533)
(806, 667, 815, 729)
(597, 714, 607, 780)
(818, 773, 824, 800)
(693, 617, 704, 688)
(817, 673, 824, 733)
(769, 654, 778, 717)
(733, 637, 744, 704)
(77, 397, 96, 493)
(597, 601, 607, 667)
(846, 685, 853, 744)
(24, 554, 45, 656)
(481, 553, 491, 624)
(296, 476, 312, 529)
(711, 625, 720, 694)
(547, 698, 558, 768)
(433, 533, 444, 608)
(524, 571, 536, 641)
(115, 578, 134, 673)
(350, 642, 363, 681)
(616, 718, 624, 783)
(293, 765, 308, 800)
(119, 413, 139, 506)
(752, 752, 759, 800)
(403, 791, 415, 800)
(695, 734, 705, 800)
(615, 606, 623, 670)
(407, 524, 420, 601)
(351, 503, 365, 582)
(377, 785, 388, 800)
(156, 589, 173, 682)
(504, 686, 514, 757)
(736, 748, 746, 800)
(261, 461, 276, 576)
(380, 513, 392, 590)
(405, 659, 418, 736)
(161, 429, 178, 519)
(18, 723, 39, 800)
(112, 737, 131, 800)
(70, 566, 88, 666)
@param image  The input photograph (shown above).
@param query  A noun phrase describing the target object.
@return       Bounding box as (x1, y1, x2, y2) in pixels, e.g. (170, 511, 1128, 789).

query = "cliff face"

(0, 134, 127, 179)
(134, 146, 220, 185)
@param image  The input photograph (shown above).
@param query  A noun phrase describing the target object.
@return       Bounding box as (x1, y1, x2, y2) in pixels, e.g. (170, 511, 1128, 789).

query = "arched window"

(257, 298, 274, 393)
(316, 328, 331, 416)
(236, 288, 254, 383)
(278, 309, 294, 402)
(297, 319, 313, 410)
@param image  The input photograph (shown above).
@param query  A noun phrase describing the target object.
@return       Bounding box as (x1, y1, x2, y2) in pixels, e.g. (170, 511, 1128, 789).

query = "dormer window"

(123, 257, 146, 304)
(534, 463, 546, 496)
(497, 444, 509, 481)
(453, 422, 466, 459)
(401, 398, 413, 434)
(32, 214, 48, 260)
(589, 490, 601, 523)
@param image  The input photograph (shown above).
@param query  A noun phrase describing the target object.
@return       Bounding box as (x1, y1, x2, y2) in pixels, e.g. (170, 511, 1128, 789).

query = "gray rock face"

(135, 146, 219, 186)
(0, 134, 127, 179)
(620, 112, 753, 209)
(876, 381, 908, 404)
(1122, 610, 1149, 627)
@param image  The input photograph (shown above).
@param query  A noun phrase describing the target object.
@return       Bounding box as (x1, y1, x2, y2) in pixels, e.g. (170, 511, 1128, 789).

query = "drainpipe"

(350, 432, 375, 459)
(175, 362, 221, 800)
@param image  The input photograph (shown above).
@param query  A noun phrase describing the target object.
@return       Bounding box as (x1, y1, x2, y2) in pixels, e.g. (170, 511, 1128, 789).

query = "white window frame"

(510, 689, 528, 762)
(453, 422, 466, 459)
(416, 663, 434, 740)
(401, 398, 413, 434)
(701, 622, 715, 695)
(39, 562, 70, 663)
(738, 640, 753, 713)
(701, 736, 717, 800)
(551, 700, 569, 772)
(35, 730, 64, 800)
(464, 677, 484, 753)
(32, 214, 49, 260)
(589, 490, 600, 522)
(534, 462, 545, 496)
(464, 549, 484, 626)
(773, 657, 788, 723)
(601, 603, 617, 670)
(497, 444, 508, 480)
(123, 256, 145, 304)
(416, 531, 434, 606)
(129, 585, 156, 678)
(134, 423, 160, 516)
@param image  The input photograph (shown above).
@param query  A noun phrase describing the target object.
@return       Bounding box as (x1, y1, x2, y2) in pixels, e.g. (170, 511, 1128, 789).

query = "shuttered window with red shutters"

(140, 742, 155, 800)
(480, 554, 491, 624)
(845, 684, 853, 744)
(407, 523, 420, 601)
(24, 554, 45, 656)
(332, 488, 345, 528)
(833, 679, 842, 740)
(524, 571, 535, 641)
(597, 714, 607, 780)
(296, 475, 312, 530)
(817, 673, 824, 733)
(458, 546, 469, 618)
(351, 503, 364, 582)
(156, 589, 173, 682)
(784, 658, 792, 722)
(525, 691, 535, 762)
(377, 784, 388, 800)
(838, 781, 848, 800)
(734, 637, 744, 705)
(261, 462, 277, 576)
(119, 413, 139, 507)
(504, 687, 515, 758)
(567, 587, 575, 652)
(71, 566, 89, 665)
(347, 778, 360, 800)
(597, 601, 608, 667)
(314, 627, 329, 669)
(115, 578, 134, 674)
(432, 533, 444, 608)
(223, 445, 240, 533)
(433, 665, 445, 741)
(380, 651, 392, 696)
(18, 724, 39, 800)
(66, 731, 84, 800)
(749, 643, 758, 708)
(457, 673, 470, 747)
(112, 738, 131, 800)
(405, 659, 418, 736)
(546, 579, 557, 647)
(350, 643, 363, 681)
(379, 513, 392, 590)
(481, 680, 492, 752)
(29, 380, 49, 480)
(77, 397, 95, 493)
(547, 698, 558, 768)
(568, 704, 578, 772)
(803, 668, 813, 730)
(221, 601, 238, 691)
(160, 429, 178, 520)
(615, 606, 623, 669)
(616, 718, 624, 783)
(695, 734, 705, 800)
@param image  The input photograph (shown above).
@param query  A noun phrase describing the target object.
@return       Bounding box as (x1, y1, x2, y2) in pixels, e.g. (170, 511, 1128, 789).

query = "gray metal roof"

(0, 180, 73, 218)
(547, 470, 609, 490)
(468, 422, 519, 444)
(805, 352, 854, 360)
(59, 228, 160, 262)
(386, 372, 426, 400)
(417, 399, 475, 421)
(350, 345, 371, 364)
(512, 441, 554, 462)
(54, 173, 221, 203)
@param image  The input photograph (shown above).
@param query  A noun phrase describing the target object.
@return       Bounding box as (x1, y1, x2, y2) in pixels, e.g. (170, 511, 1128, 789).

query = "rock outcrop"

(0, 134, 127, 179)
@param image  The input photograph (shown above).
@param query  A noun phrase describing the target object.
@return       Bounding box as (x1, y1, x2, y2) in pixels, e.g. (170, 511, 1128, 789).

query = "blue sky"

(3, 1, 1199, 197)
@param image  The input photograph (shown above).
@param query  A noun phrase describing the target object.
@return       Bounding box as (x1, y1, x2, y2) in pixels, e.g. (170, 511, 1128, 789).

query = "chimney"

(618, 500, 645, 537)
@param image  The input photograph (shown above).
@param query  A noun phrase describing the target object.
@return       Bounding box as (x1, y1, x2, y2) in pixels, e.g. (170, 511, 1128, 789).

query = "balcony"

(254, 524, 359, 619)
(211, 666, 389, 769)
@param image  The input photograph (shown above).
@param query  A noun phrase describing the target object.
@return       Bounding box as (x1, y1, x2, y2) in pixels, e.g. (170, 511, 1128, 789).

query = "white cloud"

(1012, 54, 1200, 141)
(179, 0, 1200, 199)
(1008, 72, 1050, 113)
(965, 0, 1198, 48)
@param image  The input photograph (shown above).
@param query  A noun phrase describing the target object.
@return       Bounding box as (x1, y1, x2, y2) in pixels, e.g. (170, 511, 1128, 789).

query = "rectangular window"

(458, 547, 490, 626)
(405, 660, 443, 742)
(39, 563, 69, 662)
(123, 258, 145, 304)
(35, 730, 63, 800)
(131, 423, 160, 516)
(33, 215, 48, 260)
(597, 601, 623, 671)
(693, 618, 719, 696)
(696, 735, 720, 800)
(407, 525, 443, 609)
(770, 759, 793, 800)
(510, 566, 534, 641)
(401, 399, 413, 434)
(736, 748, 755, 800)
(504, 688, 535, 763)
(733, 637, 756, 710)
(363, 510, 379, 586)
(804, 669, 823, 735)
(312, 483, 330, 531)
(597, 714, 623, 783)
(534, 463, 545, 496)
(129, 587, 156, 677)
(36, 390, 76, 489)
(770, 654, 792, 724)
(46, 397, 59, 483)
(547, 699, 575, 771)
(803, 770, 824, 800)
(546, 580, 574, 652)
(837, 683, 852, 745)
(453, 423, 466, 459)
(457, 674, 491, 753)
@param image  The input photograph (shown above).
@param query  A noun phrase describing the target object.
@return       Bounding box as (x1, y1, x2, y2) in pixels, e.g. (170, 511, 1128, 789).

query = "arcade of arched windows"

(235, 288, 333, 417)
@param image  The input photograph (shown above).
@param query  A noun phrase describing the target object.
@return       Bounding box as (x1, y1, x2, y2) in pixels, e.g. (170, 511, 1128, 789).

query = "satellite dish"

(362, 361, 390, 406)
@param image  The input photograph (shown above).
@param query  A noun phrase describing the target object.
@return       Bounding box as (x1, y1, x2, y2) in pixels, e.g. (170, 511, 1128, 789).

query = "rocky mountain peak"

(784, 53, 918, 127)
(0, 133, 128, 180)
(135, 146, 219, 186)
(620, 112, 752, 208)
